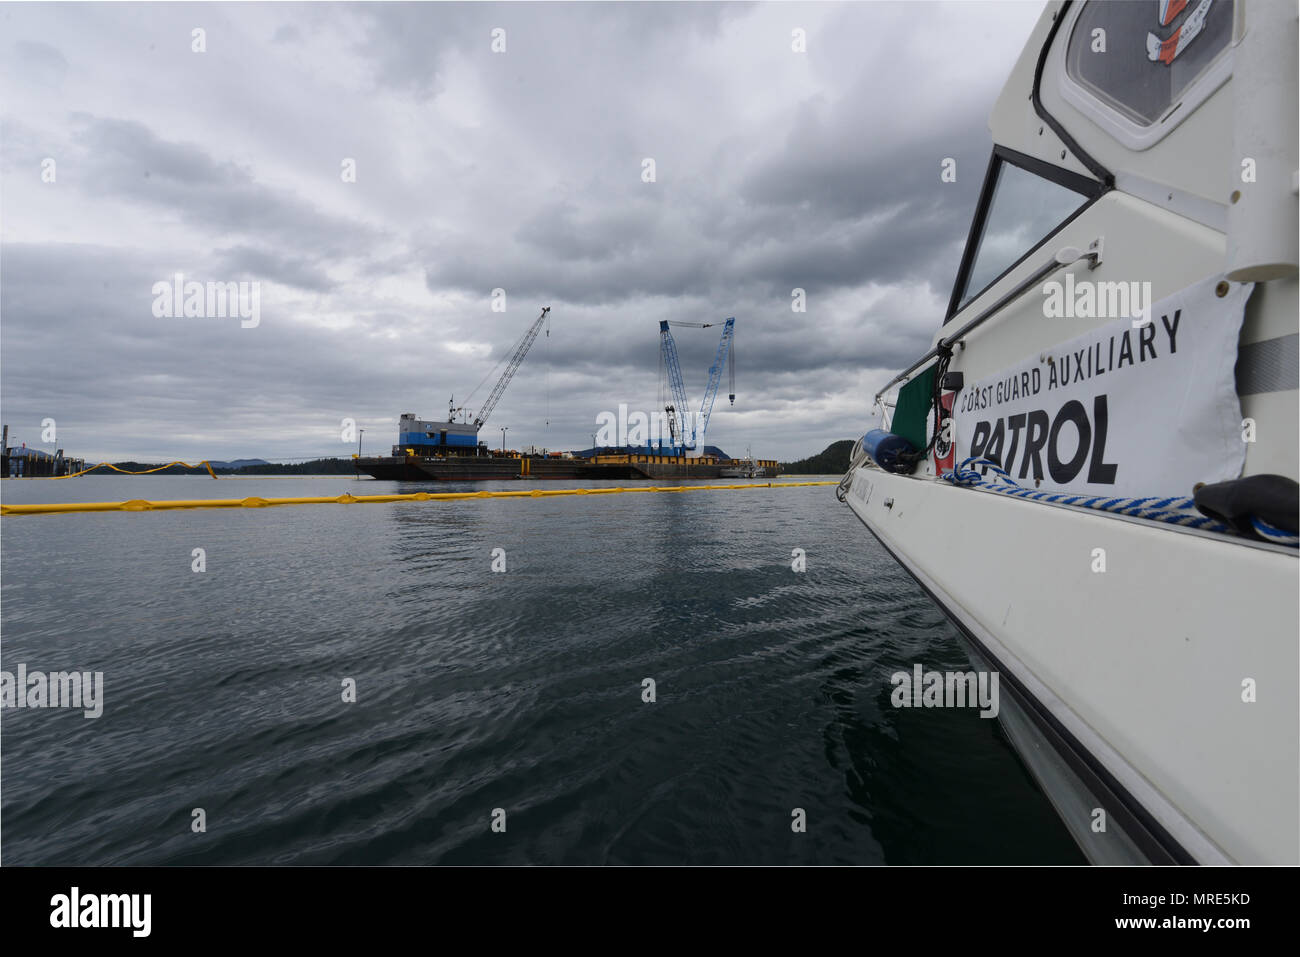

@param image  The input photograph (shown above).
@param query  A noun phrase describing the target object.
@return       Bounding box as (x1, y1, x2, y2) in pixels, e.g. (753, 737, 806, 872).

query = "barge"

(356, 445, 782, 482)
(356, 307, 782, 482)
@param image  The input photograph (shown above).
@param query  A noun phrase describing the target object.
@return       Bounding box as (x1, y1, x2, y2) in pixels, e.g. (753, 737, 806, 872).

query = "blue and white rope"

(1251, 517, 1300, 546)
(941, 457, 1296, 546)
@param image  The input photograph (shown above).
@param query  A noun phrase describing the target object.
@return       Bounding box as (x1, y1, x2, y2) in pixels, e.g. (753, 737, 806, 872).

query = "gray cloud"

(217, 244, 338, 292)
(11, 40, 69, 88)
(0, 1, 1041, 462)
(71, 116, 379, 259)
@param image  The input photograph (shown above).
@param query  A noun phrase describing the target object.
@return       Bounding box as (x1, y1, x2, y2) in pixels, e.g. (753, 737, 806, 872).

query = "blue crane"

(697, 317, 736, 449)
(657, 317, 735, 455)
(658, 320, 692, 452)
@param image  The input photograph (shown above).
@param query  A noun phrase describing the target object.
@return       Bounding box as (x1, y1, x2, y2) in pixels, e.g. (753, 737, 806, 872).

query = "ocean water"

(1, 474, 1083, 865)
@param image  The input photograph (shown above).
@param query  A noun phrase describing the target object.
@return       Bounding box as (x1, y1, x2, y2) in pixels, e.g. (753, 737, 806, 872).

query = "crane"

(659, 320, 692, 452)
(697, 317, 735, 450)
(472, 307, 550, 428)
(657, 317, 735, 455)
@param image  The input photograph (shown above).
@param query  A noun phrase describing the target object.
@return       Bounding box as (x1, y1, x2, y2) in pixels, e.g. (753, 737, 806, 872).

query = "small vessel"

(720, 446, 762, 478)
(839, 0, 1297, 865)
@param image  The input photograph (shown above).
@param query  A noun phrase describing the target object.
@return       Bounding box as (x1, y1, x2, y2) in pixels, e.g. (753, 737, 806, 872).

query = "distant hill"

(105, 458, 357, 475)
(207, 459, 269, 469)
(781, 440, 854, 475)
(232, 459, 356, 475)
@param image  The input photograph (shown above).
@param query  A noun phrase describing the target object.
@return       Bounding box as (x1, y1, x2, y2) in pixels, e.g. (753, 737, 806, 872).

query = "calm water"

(1, 474, 1082, 864)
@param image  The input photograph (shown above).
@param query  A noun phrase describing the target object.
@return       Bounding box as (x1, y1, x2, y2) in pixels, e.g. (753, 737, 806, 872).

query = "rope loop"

(941, 457, 1294, 545)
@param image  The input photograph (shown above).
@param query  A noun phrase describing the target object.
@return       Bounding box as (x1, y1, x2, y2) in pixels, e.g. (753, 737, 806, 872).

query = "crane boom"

(696, 317, 735, 451)
(474, 307, 550, 428)
(659, 320, 693, 451)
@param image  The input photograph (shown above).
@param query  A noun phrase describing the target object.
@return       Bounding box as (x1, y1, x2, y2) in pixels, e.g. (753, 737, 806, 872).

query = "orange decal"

(1160, 0, 1189, 26)
(1159, 28, 1182, 64)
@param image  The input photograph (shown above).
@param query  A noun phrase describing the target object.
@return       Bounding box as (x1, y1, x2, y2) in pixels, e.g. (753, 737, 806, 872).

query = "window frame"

(943, 144, 1107, 324)
(1056, 0, 1238, 151)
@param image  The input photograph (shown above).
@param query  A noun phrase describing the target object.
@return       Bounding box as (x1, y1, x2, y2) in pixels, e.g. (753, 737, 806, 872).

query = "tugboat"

(839, 0, 1297, 865)
(720, 446, 762, 478)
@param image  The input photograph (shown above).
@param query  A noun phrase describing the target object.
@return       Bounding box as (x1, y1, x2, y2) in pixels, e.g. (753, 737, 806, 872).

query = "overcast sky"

(1, 1, 1043, 463)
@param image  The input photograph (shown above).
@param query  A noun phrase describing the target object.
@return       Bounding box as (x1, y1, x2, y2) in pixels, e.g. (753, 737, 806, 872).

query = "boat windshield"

(949, 155, 1093, 317)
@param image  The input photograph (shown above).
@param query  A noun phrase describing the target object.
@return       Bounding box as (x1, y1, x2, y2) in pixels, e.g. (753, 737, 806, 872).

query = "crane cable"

(545, 308, 551, 429)
(729, 335, 735, 404)
(463, 315, 535, 413)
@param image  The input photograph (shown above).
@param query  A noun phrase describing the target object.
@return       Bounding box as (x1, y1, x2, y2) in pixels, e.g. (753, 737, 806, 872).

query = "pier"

(2, 425, 86, 478)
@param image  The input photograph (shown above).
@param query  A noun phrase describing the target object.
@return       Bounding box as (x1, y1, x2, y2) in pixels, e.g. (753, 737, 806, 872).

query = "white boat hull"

(844, 465, 1298, 864)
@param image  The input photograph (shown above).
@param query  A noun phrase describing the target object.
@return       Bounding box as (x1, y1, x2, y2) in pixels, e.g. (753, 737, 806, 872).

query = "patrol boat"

(839, 0, 1297, 864)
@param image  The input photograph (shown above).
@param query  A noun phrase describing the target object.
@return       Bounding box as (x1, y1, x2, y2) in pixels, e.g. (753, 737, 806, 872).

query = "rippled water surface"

(1, 474, 1082, 864)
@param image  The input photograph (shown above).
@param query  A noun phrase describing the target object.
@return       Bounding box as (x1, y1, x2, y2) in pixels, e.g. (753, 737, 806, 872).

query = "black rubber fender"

(1193, 474, 1299, 538)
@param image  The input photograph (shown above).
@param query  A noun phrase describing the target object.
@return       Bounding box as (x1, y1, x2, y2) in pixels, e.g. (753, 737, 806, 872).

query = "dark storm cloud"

(416, 70, 990, 309)
(736, 115, 991, 284)
(216, 245, 338, 292)
(422, 168, 979, 309)
(352, 0, 748, 96)
(72, 116, 380, 259)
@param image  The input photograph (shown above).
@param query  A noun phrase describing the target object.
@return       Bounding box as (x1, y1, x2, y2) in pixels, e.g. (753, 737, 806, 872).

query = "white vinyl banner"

(952, 275, 1252, 499)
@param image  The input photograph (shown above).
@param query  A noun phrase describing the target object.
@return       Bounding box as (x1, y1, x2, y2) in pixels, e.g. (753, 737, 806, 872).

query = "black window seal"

(1000, 142, 1106, 199)
(943, 145, 1105, 324)
(944, 150, 1000, 323)
(1034, 0, 1114, 189)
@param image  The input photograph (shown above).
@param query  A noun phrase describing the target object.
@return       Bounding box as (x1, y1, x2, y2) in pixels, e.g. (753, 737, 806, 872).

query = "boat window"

(1066, 0, 1234, 126)
(952, 157, 1091, 314)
